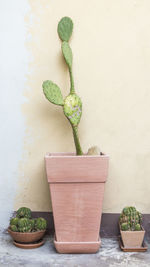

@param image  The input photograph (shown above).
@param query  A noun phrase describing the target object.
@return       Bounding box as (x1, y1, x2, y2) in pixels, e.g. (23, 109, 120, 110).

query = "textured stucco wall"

(1, 0, 150, 227)
(0, 0, 29, 229)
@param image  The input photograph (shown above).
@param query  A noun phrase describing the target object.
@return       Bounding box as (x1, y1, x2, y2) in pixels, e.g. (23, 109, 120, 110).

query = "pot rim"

(8, 227, 46, 235)
(119, 224, 145, 233)
(45, 152, 109, 159)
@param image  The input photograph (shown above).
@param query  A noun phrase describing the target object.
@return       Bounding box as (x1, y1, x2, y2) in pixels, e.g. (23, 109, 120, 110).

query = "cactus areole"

(42, 17, 83, 155)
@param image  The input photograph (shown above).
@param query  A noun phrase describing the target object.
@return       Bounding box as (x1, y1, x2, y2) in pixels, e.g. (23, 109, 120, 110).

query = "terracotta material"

(54, 236, 101, 254)
(119, 236, 147, 252)
(45, 153, 109, 253)
(8, 228, 46, 243)
(45, 153, 108, 183)
(13, 239, 45, 249)
(120, 228, 145, 248)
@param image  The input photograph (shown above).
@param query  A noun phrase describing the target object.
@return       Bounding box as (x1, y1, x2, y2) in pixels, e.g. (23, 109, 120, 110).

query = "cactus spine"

(42, 17, 83, 155)
(119, 207, 142, 231)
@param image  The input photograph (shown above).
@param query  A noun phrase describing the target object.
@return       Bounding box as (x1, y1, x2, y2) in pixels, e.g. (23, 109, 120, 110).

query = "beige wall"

(15, 0, 150, 213)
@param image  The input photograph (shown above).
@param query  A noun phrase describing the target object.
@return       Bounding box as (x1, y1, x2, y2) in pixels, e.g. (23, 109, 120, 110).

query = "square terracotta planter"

(120, 227, 145, 248)
(45, 152, 109, 253)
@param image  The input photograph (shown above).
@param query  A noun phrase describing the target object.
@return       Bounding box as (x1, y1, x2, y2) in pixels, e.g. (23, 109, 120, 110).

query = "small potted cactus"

(43, 17, 109, 253)
(119, 207, 145, 248)
(8, 207, 47, 247)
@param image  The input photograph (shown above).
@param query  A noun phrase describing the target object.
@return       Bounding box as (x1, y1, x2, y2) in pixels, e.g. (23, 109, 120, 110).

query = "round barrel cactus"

(119, 206, 142, 231)
(10, 225, 18, 232)
(18, 218, 32, 232)
(10, 217, 19, 226)
(16, 207, 32, 219)
(29, 219, 35, 230)
(35, 217, 47, 231)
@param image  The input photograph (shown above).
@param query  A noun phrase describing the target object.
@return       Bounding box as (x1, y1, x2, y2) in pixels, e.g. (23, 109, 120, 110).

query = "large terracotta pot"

(45, 152, 109, 253)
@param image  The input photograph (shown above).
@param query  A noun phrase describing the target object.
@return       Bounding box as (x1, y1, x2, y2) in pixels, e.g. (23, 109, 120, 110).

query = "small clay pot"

(119, 225, 145, 248)
(8, 228, 46, 243)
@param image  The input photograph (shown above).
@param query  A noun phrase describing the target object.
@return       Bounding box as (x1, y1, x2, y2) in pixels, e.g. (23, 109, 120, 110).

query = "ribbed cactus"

(10, 225, 18, 232)
(35, 217, 47, 231)
(16, 207, 32, 219)
(119, 207, 142, 231)
(42, 17, 83, 155)
(9, 207, 47, 233)
(29, 219, 35, 230)
(10, 217, 19, 226)
(18, 218, 32, 232)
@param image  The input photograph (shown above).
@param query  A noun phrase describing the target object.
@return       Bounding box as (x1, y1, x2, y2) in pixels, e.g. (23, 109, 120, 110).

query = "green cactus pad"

(62, 41, 72, 69)
(63, 94, 82, 126)
(16, 207, 31, 219)
(58, 17, 73, 42)
(10, 217, 19, 226)
(35, 217, 47, 231)
(43, 80, 64, 106)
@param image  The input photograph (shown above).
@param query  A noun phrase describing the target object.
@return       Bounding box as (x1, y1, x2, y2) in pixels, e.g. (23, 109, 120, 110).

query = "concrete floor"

(0, 231, 150, 267)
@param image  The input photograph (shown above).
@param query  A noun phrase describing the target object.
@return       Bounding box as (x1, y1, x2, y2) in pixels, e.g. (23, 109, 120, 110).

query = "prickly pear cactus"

(119, 207, 142, 231)
(42, 17, 83, 155)
(16, 207, 32, 219)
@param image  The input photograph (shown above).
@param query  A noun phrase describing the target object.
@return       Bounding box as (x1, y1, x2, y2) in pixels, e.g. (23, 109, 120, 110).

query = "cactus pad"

(58, 17, 73, 42)
(62, 41, 72, 68)
(43, 80, 64, 106)
(63, 94, 82, 126)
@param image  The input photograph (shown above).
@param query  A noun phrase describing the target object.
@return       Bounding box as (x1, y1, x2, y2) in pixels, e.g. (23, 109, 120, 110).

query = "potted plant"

(119, 206, 145, 248)
(43, 17, 109, 253)
(8, 207, 47, 248)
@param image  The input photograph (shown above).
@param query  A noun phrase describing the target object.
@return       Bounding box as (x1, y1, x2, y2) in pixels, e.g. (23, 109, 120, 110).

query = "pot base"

(13, 239, 45, 249)
(119, 236, 147, 252)
(54, 235, 101, 254)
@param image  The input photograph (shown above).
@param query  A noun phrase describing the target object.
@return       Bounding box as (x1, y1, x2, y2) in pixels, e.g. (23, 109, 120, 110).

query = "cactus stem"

(69, 68, 75, 94)
(72, 126, 83, 155)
